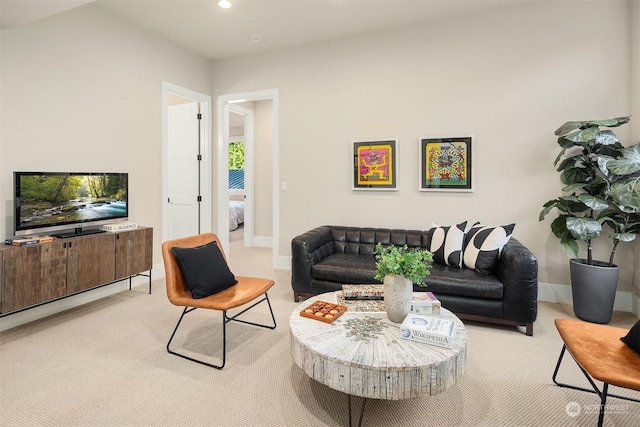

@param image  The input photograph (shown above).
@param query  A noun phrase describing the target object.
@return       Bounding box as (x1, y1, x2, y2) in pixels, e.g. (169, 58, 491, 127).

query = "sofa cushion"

(425, 263, 504, 299)
(463, 224, 515, 275)
(312, 253, 377, 283)
(311, 253, 504, 300)
(428, 221, 467, 269)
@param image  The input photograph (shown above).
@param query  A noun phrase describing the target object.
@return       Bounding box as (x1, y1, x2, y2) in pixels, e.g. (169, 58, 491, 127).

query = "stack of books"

(338, 285, 443, 315)
(100, 222, 137, 232)
(410, 291, 441, 315)
(342, 284, 384, 300)
(338, 285, 386, 312)
(4, 236, 55, 246)
(400, 313, 457, 349)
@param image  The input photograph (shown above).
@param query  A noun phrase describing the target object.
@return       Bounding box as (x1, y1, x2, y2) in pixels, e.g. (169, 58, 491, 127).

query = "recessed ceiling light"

(218, 0, 232, 8)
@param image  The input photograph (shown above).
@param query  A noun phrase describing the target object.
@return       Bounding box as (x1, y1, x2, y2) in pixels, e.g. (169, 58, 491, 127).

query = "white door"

(167, 102, 201, 239)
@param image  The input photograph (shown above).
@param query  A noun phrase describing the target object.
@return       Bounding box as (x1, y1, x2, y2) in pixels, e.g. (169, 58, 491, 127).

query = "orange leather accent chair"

(553, 318, 640, 426)
(161, 233, 276, 369)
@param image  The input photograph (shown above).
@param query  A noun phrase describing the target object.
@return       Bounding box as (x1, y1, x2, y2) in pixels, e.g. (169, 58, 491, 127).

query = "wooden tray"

(300, 300, 347, 323)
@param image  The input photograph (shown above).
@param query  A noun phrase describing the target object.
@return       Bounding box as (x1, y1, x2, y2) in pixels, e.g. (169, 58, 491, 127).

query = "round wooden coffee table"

(289, 292, 467, 425)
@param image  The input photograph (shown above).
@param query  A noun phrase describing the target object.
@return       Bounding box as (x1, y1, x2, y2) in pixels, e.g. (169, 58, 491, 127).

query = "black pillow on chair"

(171, 241, 238, 299)
(621, 320, 640, 355)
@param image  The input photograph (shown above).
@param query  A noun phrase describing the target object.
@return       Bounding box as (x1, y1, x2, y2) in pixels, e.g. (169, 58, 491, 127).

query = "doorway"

(162, 82, 212, 243)
(228, 104, 254, 249)
(217, 89, 279, 268)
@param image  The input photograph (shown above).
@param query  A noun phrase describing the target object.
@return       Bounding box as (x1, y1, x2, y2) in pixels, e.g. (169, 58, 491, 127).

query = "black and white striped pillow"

(463, 224, 515, 275)
(429, 221, 467, 268)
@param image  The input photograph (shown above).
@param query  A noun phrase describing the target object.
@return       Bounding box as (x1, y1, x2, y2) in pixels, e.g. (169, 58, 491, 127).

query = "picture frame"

(419, 135, 474, 192)
(352, 139, 398, 191)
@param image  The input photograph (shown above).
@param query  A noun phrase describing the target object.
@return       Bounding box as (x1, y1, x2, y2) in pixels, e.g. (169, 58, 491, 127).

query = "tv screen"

(14, 172, 128, 237)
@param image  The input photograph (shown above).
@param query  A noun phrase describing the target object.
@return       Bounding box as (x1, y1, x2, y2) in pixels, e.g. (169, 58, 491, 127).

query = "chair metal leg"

(225, 292, 277, 330)
(598, 383, 608, 427)
(166, 292, 277, 369)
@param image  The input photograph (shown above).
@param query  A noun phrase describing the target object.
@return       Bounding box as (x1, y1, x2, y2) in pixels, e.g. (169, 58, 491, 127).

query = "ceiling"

(0, 0, 530, 61)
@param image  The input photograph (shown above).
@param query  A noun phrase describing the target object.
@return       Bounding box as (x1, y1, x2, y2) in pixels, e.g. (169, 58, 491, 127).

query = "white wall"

(1, 1, 638, 326)
(0, 3, 212, 268)
(211, 1, 637, 298)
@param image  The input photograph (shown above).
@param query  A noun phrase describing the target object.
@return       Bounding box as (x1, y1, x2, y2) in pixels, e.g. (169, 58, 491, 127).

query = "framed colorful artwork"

(419, 136, 474, 192)
(352, 139, 398, 190)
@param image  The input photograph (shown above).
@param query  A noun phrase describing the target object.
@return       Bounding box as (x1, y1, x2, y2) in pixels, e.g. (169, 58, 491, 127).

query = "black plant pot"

(570, 258, 619, 324)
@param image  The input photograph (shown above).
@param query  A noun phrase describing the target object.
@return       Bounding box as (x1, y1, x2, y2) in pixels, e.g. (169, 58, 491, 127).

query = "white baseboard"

(252, 235, 272, 248)
(268, 256, 640, 318)
(538, 282, 640, 318)
(275, 254, 291, 270)
(3, 261, 637, 332)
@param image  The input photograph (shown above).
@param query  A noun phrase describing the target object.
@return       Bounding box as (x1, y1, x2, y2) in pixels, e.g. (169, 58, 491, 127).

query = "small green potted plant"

(374, 243, 433, 322)
(539, 116, 640, 323)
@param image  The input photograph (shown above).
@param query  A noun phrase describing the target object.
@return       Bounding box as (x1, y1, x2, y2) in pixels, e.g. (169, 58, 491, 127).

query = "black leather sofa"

(291, 225, 538, 335)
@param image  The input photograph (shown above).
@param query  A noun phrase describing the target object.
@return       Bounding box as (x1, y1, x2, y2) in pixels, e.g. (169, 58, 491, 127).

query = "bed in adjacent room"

(229, 200, 245, 231)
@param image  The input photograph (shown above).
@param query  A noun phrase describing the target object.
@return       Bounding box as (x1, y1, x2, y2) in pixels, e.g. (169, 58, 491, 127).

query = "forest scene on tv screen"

(18, 174, 127, 228)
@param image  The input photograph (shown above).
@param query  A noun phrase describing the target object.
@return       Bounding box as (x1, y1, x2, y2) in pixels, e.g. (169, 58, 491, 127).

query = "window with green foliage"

(229, 142, 245, 190)
(229, 142, 245, 169)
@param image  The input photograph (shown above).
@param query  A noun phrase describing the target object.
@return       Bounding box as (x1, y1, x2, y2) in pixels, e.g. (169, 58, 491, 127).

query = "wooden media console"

(0, 227, 152, 316)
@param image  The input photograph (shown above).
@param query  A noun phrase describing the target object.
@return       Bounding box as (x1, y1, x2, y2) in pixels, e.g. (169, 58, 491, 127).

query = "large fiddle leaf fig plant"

(539, 116, 640, 266)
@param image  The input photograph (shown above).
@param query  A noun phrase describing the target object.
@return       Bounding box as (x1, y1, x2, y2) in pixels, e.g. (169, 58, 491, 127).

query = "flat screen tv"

(14, 172, 128, 238)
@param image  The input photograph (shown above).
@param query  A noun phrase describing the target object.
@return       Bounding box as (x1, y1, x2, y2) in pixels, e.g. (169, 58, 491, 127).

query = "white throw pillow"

(463, 223, 515, 275)
(428, 221, 467, 269)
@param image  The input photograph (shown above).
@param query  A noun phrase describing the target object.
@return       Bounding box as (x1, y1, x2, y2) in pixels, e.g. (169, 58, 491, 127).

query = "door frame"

(228, 104, 254, 248)
(217, 89, 279, 268)
(162, 81, 212, 243)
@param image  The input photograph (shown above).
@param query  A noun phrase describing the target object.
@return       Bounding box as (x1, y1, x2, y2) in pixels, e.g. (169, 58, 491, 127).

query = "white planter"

(383, 274, 413, 323)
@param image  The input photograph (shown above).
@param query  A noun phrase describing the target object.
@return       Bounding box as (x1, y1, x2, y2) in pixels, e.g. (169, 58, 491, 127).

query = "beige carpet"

(1, 229, 638, 427)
